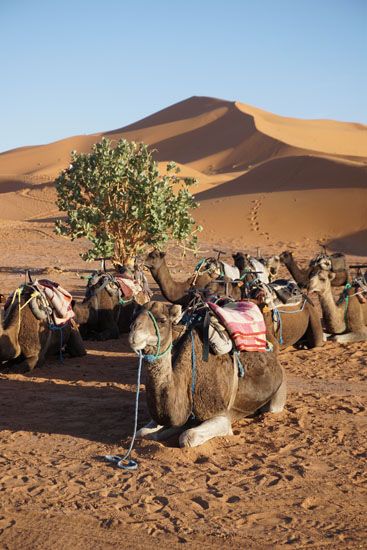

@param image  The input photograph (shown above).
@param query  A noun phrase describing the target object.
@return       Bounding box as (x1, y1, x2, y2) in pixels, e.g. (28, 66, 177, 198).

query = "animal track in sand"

(248, 195, 269, 238)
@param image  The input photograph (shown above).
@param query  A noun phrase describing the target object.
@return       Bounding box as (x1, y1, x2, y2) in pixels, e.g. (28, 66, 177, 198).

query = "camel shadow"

(1, 335, 138, 385)
(0, 372, 149, 444)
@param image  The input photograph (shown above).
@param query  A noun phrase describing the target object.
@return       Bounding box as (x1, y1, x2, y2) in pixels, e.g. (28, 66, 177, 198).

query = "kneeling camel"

(0, 285, 86, 371)
(308, 271, 367, 343)
(128, 302, 286, 448)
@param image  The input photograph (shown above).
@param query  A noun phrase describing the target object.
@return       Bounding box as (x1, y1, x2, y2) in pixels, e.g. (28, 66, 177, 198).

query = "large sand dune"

(0, 95, 367, 251)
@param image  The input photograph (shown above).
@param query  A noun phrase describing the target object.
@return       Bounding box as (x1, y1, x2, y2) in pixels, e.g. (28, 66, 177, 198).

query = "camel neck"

(150, 260, 189, 303)
(144, 329, 192, 426)
(285, 258, 308, 281)
(318, 287, 346, 334)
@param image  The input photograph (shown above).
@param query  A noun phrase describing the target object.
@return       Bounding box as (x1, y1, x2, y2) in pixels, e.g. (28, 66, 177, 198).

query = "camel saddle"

(352, 275, 367, 304)
(5, 280, 75, 326)
(249, 279, 303, 310)
(208, 301, 267, 352)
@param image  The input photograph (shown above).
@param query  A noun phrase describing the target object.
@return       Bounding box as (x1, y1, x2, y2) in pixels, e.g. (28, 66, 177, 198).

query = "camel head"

(308, 270, 336, 294)
(128, 301, 182, 355)
(233, 252, 255, 274)
(260, 255, 280, 278)
(144, 250, 166, 271)
(232, 252, 246, 272)
(279, 251, 293, 265)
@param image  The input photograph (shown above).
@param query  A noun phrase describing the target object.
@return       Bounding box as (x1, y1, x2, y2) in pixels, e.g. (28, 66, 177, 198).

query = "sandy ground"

(0, 223, 366, 550)
(0, 95, 366, 548)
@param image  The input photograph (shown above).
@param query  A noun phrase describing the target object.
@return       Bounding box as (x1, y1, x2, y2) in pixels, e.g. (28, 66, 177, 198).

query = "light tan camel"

(128, 302, 286, 448)
(280, 251, 349, 288)
(308, 271, 367, 342)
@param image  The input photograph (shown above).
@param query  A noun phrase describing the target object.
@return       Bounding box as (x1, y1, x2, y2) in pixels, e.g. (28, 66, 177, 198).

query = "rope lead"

(104, 351, 143, 471)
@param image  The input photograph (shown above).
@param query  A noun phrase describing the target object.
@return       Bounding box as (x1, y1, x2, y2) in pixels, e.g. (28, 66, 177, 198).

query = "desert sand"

(0, 97, 366, 548)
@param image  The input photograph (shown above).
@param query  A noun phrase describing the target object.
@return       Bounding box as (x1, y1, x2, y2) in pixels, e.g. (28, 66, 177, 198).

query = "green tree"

(55, 138, 202, 266)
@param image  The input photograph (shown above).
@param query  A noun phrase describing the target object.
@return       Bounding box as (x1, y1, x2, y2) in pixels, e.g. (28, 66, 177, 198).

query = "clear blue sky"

(1, 0, 366, 152)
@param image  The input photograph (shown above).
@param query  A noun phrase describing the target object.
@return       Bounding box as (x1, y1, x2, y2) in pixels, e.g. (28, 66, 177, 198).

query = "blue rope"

(194, 258, 206, 272)
(273, 308, 283, 345)
(234, 351, 245, 377)
(104, 351, 143, 471)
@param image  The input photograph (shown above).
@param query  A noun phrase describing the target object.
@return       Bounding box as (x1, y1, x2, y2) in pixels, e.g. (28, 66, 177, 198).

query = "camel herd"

(1, 249, 366, 448)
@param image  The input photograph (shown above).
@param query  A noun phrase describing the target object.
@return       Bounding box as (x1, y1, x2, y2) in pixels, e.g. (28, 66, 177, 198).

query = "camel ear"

(169, 304, 182, 324)
(328, 272, 336, 281)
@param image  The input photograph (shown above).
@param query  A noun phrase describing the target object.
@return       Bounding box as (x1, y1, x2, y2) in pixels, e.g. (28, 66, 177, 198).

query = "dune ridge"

(0, 95, 366, 252)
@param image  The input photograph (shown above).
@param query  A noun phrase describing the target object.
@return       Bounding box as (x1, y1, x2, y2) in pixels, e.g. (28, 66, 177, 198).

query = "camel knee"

(179, 415, 233, 448)
(267, 378, 287, 413)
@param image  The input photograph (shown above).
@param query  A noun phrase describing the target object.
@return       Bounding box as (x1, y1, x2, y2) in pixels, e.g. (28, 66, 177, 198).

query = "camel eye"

(156, 316, 167, 323)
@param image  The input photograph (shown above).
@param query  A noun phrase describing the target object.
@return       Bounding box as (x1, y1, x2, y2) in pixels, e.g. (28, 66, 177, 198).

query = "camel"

(73, 273, 137, 340)
(258, 255, 281, 282)
(144, 250, 241, 305)
(232, 252, 270, 285)
(128, 301, 286, 448)
(263, 299, 323, 350)
(0, 284, 86, 371)
(308, 271, 367, 343)
(280, 251, 349, 288)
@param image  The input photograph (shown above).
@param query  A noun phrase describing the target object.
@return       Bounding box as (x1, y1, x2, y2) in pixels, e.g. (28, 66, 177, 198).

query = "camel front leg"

(306, 305, 324, 348)
(332, 331, 367, 344)
(179, 414, 233, 448)
(137, 420, 185, 441)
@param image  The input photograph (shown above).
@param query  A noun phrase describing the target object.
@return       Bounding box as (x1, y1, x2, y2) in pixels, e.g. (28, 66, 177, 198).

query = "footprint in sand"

(248, 195, 265, 233)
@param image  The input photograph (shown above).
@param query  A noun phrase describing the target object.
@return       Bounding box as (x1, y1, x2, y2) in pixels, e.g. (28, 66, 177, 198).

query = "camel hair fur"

(128, 301, 286, 448)
(250, 293, 324, 350)
(73, 274, 136, 340)
(280, 251, 348, 288)
(308, 271, 367, 343)
(0, 285, 86, 371)
(144, 250, 241, 305)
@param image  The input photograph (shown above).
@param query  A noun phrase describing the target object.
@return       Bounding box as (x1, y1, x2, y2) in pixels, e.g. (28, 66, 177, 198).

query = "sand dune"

(0, 95, 366, 252)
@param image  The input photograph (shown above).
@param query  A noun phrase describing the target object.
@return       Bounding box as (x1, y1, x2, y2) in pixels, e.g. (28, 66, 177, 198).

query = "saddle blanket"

(115, 276, 141, 298)
(36, 279, 75, 325)
(249, 258, 269, 284)
(220, 262, 240, 280)
(114, 276, 150, 305)
(208, 301, 267, 352)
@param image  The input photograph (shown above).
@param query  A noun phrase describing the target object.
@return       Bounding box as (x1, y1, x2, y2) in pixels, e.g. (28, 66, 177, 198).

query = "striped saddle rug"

(208, 300, 267, 352)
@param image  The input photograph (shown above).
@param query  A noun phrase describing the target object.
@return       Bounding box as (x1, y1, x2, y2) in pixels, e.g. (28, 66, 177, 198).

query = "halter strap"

(142, 310, 173, 363)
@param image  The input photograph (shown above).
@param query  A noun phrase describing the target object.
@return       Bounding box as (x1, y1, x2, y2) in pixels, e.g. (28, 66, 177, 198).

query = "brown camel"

(280, 251, 349, 288)
(144, 250, 241, 305)
(128, 301, 286, 448)
(73, 273, 139, 340)
(308, 271, 367, 342)
(248, 286, 324, 350)
(232, 252, 271, 285)
(1, 285, 86, 371)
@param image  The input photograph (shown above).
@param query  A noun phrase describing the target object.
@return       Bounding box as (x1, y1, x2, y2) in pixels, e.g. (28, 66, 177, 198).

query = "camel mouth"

(128, 337, 147, 352)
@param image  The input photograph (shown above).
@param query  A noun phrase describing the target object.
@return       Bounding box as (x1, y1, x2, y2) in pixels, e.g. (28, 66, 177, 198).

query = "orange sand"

(0, 97, 366, 548)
